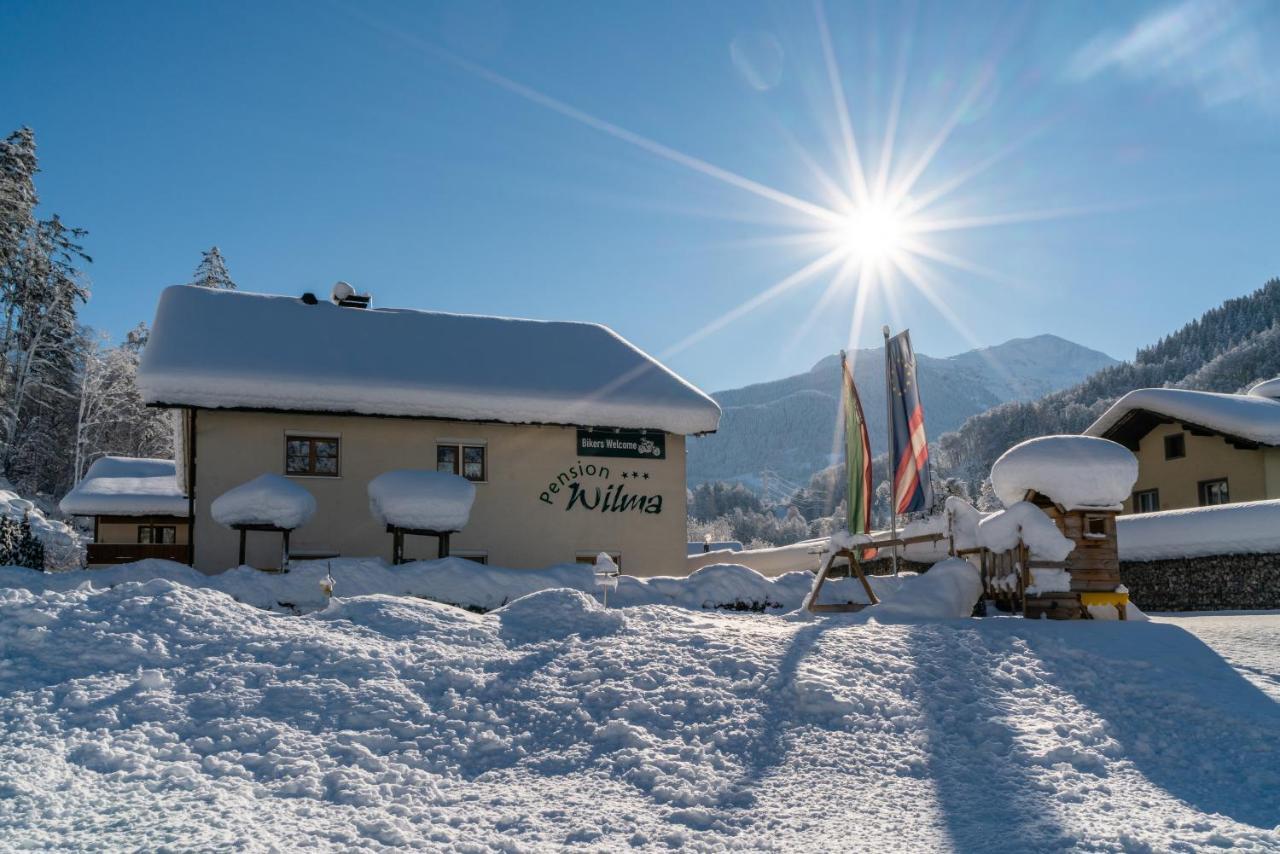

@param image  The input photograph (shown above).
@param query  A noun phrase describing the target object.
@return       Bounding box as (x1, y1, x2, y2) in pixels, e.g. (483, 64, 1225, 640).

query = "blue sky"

(3, 0, 1278, 392)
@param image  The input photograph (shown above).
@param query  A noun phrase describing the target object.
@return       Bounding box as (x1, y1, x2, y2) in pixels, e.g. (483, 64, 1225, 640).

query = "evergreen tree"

(191, 246, 236, 290)
(17, 512, 44, 570)
(0, 515, 18, 565)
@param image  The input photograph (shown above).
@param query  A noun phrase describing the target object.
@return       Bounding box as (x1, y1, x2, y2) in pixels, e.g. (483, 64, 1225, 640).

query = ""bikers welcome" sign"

(576, 428, 665, 460)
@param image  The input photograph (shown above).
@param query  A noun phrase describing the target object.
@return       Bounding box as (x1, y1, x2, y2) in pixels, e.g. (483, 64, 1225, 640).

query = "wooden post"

(392, 529, 404, 566)
(438, 532, 450, 559)
(281, 529, 291, 571)
(238, 528, 246, 567)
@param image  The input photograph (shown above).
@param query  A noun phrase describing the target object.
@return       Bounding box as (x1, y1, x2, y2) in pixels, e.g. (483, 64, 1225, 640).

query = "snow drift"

(1, 580, 1275, 850)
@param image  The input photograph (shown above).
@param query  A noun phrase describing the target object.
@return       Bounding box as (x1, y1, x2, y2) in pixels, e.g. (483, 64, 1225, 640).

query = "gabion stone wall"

(1120, 553, 1280, 612)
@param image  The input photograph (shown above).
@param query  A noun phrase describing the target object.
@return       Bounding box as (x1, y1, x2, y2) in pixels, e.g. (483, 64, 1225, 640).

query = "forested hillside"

(936, 278, 1280, 485)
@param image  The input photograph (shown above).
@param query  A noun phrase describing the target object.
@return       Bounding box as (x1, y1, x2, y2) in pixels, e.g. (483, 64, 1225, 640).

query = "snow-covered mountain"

(687, 334, 1116, 490)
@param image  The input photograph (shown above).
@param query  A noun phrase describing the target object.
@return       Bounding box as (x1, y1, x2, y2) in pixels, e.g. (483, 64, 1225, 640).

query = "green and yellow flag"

(843, 354, 875, 550)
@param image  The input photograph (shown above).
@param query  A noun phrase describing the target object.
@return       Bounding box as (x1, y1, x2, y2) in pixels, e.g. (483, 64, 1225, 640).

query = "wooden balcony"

(87, 542, 192, 565)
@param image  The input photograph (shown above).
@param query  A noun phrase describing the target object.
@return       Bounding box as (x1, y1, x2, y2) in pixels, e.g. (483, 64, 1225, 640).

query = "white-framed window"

(437, 442, 487, 482)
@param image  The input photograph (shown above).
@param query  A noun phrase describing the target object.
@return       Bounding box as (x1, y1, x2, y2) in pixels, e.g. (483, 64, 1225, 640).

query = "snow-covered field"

(1, 574, 1276, 851)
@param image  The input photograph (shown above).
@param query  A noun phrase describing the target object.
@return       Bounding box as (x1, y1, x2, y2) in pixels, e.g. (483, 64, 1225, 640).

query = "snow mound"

(1118, 499, 1280, 561)
(874, 558, 983, 620)
(367, 469, 475, 531)
(496, 588, 625, 643)
(2, 583, 1277, 849)
(991, 435, 1137, 510)
(977, 501, 1075, 561)
(210, 474, 316, 529)
(59, 456, 186, 517)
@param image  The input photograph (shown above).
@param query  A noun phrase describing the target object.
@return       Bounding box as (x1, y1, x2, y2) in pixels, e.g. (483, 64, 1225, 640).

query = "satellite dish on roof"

(331, 281, 355, 303)
(330, 281, 372, 309)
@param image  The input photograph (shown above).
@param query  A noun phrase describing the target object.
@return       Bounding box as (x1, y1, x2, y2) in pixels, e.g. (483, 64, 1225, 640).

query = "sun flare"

(833, 202, 908, 264)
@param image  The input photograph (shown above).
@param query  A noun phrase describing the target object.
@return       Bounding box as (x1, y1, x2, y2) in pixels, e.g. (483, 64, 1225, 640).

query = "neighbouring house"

(59, 456, 190, 565)
(136, 284, 721, 574)
(1085, 378, 1280, 513)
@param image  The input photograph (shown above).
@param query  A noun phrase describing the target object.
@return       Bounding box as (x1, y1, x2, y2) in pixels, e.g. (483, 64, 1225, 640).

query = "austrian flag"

(886, 330, 934, 514)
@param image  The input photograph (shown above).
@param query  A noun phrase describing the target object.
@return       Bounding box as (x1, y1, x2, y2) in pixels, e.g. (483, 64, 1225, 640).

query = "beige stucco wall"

(1124, 421, 1275, 512)
(190, 410, 688, 576)
(97, 519, 190, 545)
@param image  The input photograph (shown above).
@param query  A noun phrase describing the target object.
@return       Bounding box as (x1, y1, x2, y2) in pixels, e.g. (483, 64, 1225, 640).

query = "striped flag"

(886, 330, 934, 514)
(842, 355, 873, 540)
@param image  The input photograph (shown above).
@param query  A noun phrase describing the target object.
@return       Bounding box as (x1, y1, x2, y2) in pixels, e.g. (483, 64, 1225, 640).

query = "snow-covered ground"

(1, 575, 1276, 851)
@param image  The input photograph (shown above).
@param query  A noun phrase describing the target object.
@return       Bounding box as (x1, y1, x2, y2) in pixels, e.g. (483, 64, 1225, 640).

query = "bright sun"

(835, 202, 908, 264)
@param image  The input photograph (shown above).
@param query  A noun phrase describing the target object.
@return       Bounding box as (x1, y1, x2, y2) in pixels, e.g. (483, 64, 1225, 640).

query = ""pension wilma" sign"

(576, 428, 665, 460)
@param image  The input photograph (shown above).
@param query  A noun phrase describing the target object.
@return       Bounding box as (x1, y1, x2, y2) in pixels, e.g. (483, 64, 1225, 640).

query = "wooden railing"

(87, 543, 192, 565)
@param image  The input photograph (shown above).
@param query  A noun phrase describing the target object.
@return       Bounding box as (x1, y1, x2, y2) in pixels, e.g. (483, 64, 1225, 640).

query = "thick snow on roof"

(367, 470, 475, 531)
(1086, 387, 1280, 446)
(1118, 500, 1280, 561)
(1248, 377, 1280, 400)
(991, 435, 1137, 510)
(139, 285, 721, 434)
(211, 474, 316, 530)
(59, 456, 187, 517)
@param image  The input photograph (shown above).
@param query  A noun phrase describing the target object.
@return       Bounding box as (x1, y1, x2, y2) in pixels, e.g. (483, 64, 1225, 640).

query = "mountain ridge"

(688, 333, 1118, 489)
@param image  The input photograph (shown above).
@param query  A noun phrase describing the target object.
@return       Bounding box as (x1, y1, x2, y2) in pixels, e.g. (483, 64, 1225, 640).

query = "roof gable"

(1085, 388, 1280, 450)
(138, 286, 721, 435)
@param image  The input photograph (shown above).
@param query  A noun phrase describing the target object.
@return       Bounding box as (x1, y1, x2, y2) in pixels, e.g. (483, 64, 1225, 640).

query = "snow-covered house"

(1085, 379, 1280, 513)
(59, 456, 190, 565)
(137, 285, 721, 574)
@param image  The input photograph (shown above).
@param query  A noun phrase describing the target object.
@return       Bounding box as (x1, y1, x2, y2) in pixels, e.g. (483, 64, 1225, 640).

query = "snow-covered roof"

(1086, 387, 1280, 448)
(990, 435, 1138, 511)
(59, 457, 187, 517)
(211, 474, 316, 530)
(139, 285, 721, 435)
(1248, 377, 1280, 400)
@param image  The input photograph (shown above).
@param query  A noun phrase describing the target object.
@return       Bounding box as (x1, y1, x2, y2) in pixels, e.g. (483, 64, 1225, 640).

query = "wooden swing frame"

(804, 532, 948, 614)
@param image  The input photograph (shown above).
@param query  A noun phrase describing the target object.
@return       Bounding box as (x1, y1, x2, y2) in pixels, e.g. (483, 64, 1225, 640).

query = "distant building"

(60, 457, 190, 565)
(130, 285, 721, 574)
(1085, 379, 1280, 513)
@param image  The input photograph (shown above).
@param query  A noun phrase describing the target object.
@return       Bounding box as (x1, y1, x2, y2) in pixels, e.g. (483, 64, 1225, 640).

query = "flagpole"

(883, 325, 900, 576)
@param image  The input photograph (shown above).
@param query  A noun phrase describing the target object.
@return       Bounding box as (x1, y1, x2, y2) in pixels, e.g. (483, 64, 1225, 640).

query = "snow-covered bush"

(0, 487, 82, 570)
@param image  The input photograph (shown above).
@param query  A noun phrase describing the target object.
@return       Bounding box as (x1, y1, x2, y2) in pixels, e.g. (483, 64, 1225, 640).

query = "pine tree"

(17, 512, 44, 570)
(0, 515, 19, 565)
(191, 246, 236, 290)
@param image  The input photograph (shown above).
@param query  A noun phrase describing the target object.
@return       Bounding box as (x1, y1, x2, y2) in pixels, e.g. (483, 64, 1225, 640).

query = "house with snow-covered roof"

(1085, 380, 1280, 513)
(59, 456, 190, 564)
(136, 284, 721, 574)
